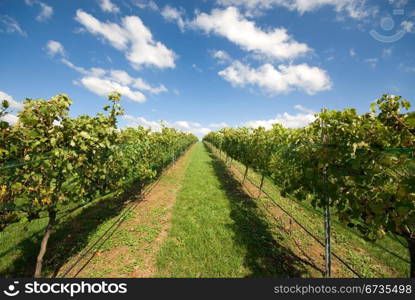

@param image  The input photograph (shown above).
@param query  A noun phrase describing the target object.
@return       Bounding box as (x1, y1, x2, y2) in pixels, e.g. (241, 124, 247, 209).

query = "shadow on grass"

(205, 145, 318, 277)
(0, 182, 144, 278)
(234, 158, 409, 273)
(282, 190, 409, 265)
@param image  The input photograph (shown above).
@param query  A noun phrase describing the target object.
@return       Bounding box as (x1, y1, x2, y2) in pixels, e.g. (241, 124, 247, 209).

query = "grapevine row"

(0, 92, 197, 277)
(203, 94, 415, 277)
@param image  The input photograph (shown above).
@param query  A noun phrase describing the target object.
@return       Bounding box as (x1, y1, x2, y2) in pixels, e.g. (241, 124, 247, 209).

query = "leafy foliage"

(0, 92, 197, 276)
(204, 94, 415, 277)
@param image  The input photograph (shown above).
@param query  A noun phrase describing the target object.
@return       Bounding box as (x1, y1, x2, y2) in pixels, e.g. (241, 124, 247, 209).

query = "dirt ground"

(56, 145, 195, 278)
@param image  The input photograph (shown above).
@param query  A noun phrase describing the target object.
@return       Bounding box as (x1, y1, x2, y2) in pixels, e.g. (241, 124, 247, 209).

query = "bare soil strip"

(56, 145, 195, 278)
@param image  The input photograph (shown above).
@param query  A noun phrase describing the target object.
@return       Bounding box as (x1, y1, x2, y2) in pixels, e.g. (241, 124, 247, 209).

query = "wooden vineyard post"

(321, 110, 332, 278)
(257, 174, 265, 199)
(324, 202, 332, 278)
(242, 165, 249, 184)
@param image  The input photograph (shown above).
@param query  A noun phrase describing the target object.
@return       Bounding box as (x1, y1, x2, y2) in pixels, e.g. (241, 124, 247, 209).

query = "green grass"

(0, 147, 190, 278)
(0, 176, 147, 278)
(1, 142, 409, 278)
(156, 143, 311, 277)
(217, 146, 410, 277)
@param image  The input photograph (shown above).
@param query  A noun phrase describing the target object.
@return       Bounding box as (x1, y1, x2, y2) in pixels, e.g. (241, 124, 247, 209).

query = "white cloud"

(25, 0, 53, 22)
(36, 2, 53, 22)
(0, 15, 26, 36)
(294, 104, 315, 114)
(134, 0, 159, 11)
(108, 69, 132, 85)
(75, 9, 176, 69)
(99, 0, 120, 13)
(1, 113, 19, 125)
(401, 20, 414, 33)
(349, 48, 356, 57)
(212, 50, 232, 64)
(123, 115, 162, 131)
(0, 91, 22, 126)
(122, 115, 211, 136)
(192, 64, 203, 72)
(190, 127, 212, 135)
(209, 122, 229, 128)
(190, 7, 310, 61)
(61, 58, 167, 102)
(75, 10, 127, 50)
(216, 0, 374, 19)
(0, 91, 24, 110)
(244, 105, 316, 129)
(161, 5, 185, 31)
(79, 76, 146, 102)
(218, 60, 332, 95)
(132, 77, 168, 94)
(46, 40, 65, 57)
(172, 120, 211, 136)
(173, 120, 202, 129)
(61, 58, 88, 73)
(106, 70, 167, 94)
(244, 112, 315, 129)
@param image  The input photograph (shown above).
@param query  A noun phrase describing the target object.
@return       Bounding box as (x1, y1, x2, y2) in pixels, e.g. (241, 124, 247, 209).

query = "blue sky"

(1, 0, 414, 137)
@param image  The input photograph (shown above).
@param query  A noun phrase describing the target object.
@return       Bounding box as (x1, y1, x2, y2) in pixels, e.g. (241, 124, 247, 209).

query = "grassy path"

(53, 144, 195, 277)
(155, 143, 307, 277)
(207, 144, 409, 278)
(2, 142, 407, 277)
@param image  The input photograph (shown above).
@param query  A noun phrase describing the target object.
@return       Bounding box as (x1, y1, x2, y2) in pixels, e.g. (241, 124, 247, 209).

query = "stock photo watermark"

(370, 7, 412, 43)
(2, 281, 128, 297)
